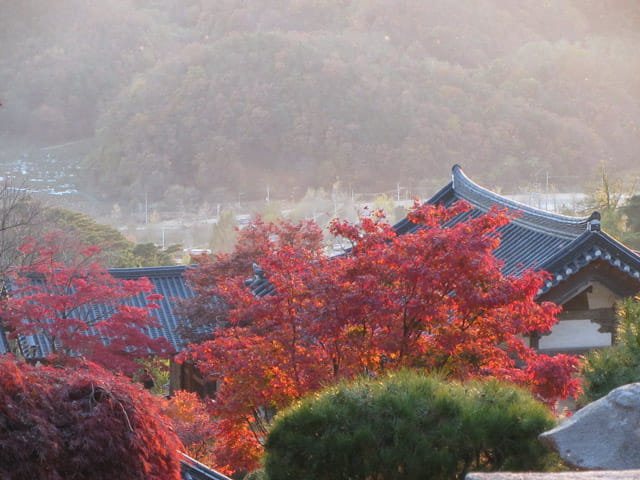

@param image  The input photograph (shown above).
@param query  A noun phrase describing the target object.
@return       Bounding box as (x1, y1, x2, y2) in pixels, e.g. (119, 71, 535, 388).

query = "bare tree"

(580, 160, 639, 243)
(0, 180, 45, 280)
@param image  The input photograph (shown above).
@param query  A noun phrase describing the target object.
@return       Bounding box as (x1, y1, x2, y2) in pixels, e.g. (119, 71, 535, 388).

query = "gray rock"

(539, 383, 640, 470)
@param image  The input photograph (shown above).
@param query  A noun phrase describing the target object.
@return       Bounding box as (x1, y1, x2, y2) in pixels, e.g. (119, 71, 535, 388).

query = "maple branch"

(4, 237, 170, 375)
(246, 411, 269, 445)
(178, 206, 578, 473)
(116, 398, 135, 433)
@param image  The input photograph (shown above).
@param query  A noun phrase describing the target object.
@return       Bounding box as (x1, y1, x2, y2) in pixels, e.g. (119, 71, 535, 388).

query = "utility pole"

(546, 172, 549, 211)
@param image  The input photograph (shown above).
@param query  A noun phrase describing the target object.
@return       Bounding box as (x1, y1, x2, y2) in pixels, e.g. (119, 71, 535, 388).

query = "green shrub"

(581, 297, 640, 404)
(243, 469, 268, 480)
(264, 371, 555, 480)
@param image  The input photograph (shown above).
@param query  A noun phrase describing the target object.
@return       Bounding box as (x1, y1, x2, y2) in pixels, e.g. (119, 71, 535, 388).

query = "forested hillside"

(1, 0, 639, 209)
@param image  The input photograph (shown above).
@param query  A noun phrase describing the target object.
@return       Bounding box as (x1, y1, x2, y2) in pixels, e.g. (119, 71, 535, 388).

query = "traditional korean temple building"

(0, 265, 193, 361)
(3, 164, 640, 376)
(394, 164, 640, 354)
(3, 164, 638, 476)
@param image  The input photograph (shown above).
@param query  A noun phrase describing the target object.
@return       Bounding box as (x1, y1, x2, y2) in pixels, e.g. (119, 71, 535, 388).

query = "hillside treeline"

(1, 0, 639, 208)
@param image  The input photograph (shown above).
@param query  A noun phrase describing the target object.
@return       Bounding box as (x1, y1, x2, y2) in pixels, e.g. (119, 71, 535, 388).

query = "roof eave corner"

(451, 164, 463, 189)
(587, 211, 601, 232)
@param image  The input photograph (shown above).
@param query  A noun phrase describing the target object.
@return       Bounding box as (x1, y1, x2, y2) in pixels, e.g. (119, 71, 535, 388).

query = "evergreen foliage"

(264, 371, 556, 480)
(43, 207, 179, 267)
(580, 297, 640, 403)
(243, 470, 267, 480)
(0, 181, 178, 272)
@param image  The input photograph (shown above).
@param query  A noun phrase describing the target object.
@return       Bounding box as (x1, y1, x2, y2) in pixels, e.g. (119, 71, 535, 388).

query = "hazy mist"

(1, 0, 639, 221)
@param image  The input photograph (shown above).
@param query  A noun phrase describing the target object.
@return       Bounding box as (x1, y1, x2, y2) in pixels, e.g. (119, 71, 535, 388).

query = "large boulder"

(539, 383, 640, 470)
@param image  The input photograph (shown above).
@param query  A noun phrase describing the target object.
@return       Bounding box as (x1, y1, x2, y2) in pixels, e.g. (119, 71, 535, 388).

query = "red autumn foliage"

(177, 215, 324, 343)
(179, 203, 582, 474)
(164, 390, 217, 467)
(1, 234, 172, 375)
(0, 355, 183, 480)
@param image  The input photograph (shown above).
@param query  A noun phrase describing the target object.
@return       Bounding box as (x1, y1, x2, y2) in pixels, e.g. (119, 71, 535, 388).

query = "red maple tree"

(0, 355, 183, 480)
(164, 390, 217, 467)
(1, 234, 172, 375)
(179, 203, 582, 474)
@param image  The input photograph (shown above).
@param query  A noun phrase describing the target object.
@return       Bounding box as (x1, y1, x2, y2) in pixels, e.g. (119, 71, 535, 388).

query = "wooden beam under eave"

(558, 308, 615, 322)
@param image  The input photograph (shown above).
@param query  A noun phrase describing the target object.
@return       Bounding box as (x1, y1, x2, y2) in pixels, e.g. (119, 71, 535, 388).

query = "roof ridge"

(451, 165, 591, 237)
(108, 265, 189, 278)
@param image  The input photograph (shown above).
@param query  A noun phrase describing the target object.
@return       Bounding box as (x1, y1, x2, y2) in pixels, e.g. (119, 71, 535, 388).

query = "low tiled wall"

(467, 472, 640, 480)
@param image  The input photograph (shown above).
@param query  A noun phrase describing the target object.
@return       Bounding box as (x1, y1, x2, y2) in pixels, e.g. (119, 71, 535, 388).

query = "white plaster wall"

(587, 282, 619, 309)
(538, 319, 612, 349)
(538, 281, 619, 351)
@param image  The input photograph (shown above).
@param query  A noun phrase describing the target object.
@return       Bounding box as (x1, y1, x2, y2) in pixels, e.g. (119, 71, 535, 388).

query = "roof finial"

(588, 211, 601, 232)
(451, 164, 462, 187)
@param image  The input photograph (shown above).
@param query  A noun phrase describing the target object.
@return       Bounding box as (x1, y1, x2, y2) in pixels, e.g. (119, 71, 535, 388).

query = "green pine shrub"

(263, 371, 555, 480)
(581, 297, 640, 404)
(243, 470, 267, 480)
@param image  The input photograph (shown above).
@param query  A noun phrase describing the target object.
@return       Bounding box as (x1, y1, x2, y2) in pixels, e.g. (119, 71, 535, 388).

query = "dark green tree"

(41, 208, 179, 268)
(580, 297, 640, 404)
(264, 371, 556, 480)
(620, 195, 640, 249)
(128, 242, 182, 268)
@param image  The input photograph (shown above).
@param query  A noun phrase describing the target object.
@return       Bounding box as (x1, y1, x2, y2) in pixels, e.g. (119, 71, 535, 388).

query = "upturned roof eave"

(537, 230, 640, 295)
(449, 164, 591, 238)
(393, 165, 593, 239)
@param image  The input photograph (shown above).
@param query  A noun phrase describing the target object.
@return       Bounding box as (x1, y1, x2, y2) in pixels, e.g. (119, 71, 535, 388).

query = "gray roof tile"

(180, 454, 231, 480)
(4, 165, 640, 356)
(1, 265, 194, 358)
(394, 165, 640, 295)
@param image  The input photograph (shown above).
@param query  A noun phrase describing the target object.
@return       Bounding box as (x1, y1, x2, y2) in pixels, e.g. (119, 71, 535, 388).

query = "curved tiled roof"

(180, 453, 231, 480)
(4, 166, 640, 357)
(539, 230, 640, 292)
(109, 265, 195, 352)
(1, 265, 194, 358)
(0, 319, 9, 353)
(244, 263, 275, 297)
(394, 165, 640, 295)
